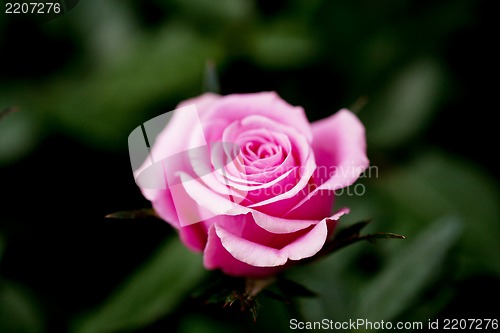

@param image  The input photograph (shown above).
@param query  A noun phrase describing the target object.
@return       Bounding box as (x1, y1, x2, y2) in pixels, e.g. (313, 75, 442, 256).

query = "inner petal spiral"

(219, 115, 301, 186)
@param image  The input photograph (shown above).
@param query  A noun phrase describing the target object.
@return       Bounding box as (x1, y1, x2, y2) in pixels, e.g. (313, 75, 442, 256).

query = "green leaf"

(357, 216, 462, 322)
(314, 220, 405, 257)
(362, 232, 406, 242)
(0, 107, 40, 165)
(373, 151, 500, 276)
(5, 22, 222, 151)
(177, 314, 239, 333)
(362, 58, 446, 148)
(252, 21, 318, 69)
(105, 208, 158, 219)
(0, 280, 45, 333)
(72, 237, 206, 333)
(172, 0, 253, 23)
(286, 250, 360, 324)
(410, 153, 500, 276)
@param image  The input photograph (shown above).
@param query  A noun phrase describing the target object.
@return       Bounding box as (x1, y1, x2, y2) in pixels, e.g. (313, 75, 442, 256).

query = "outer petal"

(251, 210, 317, 234)
(177, 92, 221, 111)
(202, 92, 313, 142)
(137, 94, 221, 221)
(250, 205, 346, 235)
(150, 189, 179, 226)
(150, 189, 211, 252)
(312, 109, 369, 190)
(204, 226, 282, 277)
(178, 222, 210, 252)
(153, 93, 221, 158)
(211, 219, 328, 267)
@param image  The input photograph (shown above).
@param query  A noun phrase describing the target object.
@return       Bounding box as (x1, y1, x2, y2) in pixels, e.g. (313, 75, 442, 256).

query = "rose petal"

(138, 95, 365, 279)
(203, 92, 312, 142)
(248, 154, 315, 207)
(325, 208, 349, 236)
(282, 188, 334, 220)
(177, 93, 221, 112)
(178, 161, 315, 219)
(251, 209, 345, 234)
(136, 94, 221, 207)
(204, 225, 282, 277)
(148, 188, 211, 252)
(211, 219, 328, 267)
(149, 189, 179, 226)
(178, 171, 253, 220)
(178, 221, 210, 252)
(157, 93, 220, 157)
(312, 109, 369, 190)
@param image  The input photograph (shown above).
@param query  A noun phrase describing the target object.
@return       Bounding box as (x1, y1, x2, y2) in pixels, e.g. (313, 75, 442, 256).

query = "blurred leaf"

(72, 237, 206, 333)
(173, 0, 253, 23)
(0, 280, 45, 333)
(5, 23, 222, 150)
(0, 108, 40, 165)
(357, 216, 462, 323)
(105, 208, 158, 219)
(404, 284, 454, 323)
(287, 243, 366, 324)
(316, 150, 500, 325)
(363, 58, 446, 148)
(178, 314, 238, 333)
(276, 278, 317, 298)
(252, 295, 296, 333)
(410, 153, 500, 276)
(374, 151, 500, 276)
(72, 1, 139, 66)
(53, 23, 221, 148)
(178, 297, 292, 333)
(252, 23, 318, 69)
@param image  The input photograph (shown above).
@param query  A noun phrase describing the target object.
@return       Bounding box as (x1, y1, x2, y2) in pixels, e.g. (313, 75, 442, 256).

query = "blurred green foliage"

(0, 280, 45, 333)
(73, 237, 205, 333)
(1, 0, 498, 332)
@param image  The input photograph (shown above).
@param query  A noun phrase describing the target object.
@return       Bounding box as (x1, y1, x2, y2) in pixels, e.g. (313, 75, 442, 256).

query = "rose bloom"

(138, 92, 368, 277)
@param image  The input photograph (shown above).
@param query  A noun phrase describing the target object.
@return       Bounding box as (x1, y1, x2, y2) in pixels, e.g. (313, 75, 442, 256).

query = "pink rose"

(137, 92, 368, 277)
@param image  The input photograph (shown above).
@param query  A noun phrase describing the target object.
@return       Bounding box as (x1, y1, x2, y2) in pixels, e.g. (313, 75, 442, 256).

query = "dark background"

(1, 1, 499, 332)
